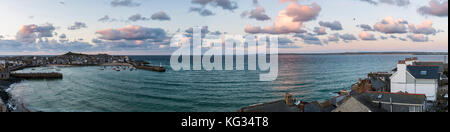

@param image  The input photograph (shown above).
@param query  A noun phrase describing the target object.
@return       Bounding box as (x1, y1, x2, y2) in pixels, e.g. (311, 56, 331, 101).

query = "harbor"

(0, 52, 167, 112)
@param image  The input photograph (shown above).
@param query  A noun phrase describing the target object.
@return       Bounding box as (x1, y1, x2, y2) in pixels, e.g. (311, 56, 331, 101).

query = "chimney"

(405, 58, 415, 65)
(397, 60, 407, 73)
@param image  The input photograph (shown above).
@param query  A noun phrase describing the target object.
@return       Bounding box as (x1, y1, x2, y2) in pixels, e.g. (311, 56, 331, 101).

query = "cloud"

(189, 0, 238, 16)
(190, 7, 215, 16)
(408, 34, 429, 42)
(16, 24, 56, 43)
(244, 10, 306, 34)
(379, 0, 410, 7)
(191, 0, 238, 11)
(95, 25, 167, 42)
(151, 11, 171, 21)
(0, 39, 101, 53)
(339, 33, 358, 42)
(313, 27, 327, 35)
(68, 22, 88, 30)
(253, 0, 259, 5)
(98, 15, 117, 23)
(360, 0, 378, 5)
(285, 2, 321, 22)
(128, 14, 150, 22)
(408, 19, 437, 35)
(110, 0, 141, 7)
(357, 24, 375, 31)
(359, 31, 377, 41)
(91, 39, 103, 44)
(319, 21, 343, 30)
(245, 1, 320, 34)
(184, 26, 210, 38)
(418, 0, 448, 17)
(398, 37, 407, 41)
(327, 33, 340, 42)
(59, 34, 67, 39)
(278, 37, 299, 48)
(294, 33, 322, 45)
(359, 0, 410, 7)
(374, 16, 408, 34)
(241, 6, 271, 21)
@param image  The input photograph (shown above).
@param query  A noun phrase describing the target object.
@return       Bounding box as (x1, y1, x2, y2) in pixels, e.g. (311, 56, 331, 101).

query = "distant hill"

(62, 52, 88, 56)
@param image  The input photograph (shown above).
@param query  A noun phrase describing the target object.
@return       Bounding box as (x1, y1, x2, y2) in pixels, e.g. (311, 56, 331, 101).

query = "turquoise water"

(9, 55, 448, 112)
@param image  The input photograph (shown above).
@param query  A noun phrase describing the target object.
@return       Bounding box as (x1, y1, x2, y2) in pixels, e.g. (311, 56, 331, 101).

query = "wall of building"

(0, 72, 10, 80)
(415, 79, 438, 101)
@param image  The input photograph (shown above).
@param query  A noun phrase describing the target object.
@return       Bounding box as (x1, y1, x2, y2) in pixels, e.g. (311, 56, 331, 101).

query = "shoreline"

(0, 79, 32, 112)
(0, 79, 20, 112)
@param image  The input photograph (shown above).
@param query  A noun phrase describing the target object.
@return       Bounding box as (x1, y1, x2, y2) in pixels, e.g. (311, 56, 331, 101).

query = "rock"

(0, 99, 6, 112)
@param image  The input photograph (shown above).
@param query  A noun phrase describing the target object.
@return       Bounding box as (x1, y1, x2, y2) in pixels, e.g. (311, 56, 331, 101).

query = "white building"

(390, 59, 440, 101)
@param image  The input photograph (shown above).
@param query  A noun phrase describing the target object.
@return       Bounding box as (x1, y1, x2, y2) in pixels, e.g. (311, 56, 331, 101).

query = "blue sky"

(0, 0, 448, 55)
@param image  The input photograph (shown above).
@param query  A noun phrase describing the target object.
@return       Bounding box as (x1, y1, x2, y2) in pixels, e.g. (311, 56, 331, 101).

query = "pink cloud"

(245, 1, 321, 34)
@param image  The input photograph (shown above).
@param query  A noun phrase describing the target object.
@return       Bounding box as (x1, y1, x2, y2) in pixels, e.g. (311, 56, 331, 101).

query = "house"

(332, 95, 386, 112)
(390, 58, 440, 101)
(0, 67, 10, 80)
(364, 92, 427, 112)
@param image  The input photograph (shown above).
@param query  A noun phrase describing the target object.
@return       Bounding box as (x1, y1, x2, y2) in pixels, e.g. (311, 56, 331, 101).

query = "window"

(420, 71, 427, 75)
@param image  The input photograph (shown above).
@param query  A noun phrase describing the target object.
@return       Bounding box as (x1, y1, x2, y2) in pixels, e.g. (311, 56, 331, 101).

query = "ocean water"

(9, 55, 448, 112)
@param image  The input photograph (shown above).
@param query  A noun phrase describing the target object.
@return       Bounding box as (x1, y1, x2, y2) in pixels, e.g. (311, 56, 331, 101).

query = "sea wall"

(11, 73, 63, 79)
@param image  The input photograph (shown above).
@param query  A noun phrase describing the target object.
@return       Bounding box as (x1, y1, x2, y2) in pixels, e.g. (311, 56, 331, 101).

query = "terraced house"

(391, 58, 441, 102)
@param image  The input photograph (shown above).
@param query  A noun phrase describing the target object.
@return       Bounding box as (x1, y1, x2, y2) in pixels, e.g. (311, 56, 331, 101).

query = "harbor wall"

(11, 73, 63, 79)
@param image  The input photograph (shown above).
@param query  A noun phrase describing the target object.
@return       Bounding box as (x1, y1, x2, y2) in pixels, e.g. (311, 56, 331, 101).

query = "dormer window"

(420, 71, 427, 75)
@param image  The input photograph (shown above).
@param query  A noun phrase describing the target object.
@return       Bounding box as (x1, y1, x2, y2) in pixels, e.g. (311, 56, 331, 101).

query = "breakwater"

(11, 73, 63, 79)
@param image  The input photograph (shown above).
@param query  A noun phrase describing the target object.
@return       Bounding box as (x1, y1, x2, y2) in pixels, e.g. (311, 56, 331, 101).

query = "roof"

(332, 95, 385, 112)
(407, 65, 440, 79)
(413, 62, 445, 72)
(370, 78, 387, 90)
(365, 92, 426, 105)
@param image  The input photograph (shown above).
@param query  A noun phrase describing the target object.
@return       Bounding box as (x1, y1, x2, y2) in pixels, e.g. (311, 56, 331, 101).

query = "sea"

(7, 55, 448, 112)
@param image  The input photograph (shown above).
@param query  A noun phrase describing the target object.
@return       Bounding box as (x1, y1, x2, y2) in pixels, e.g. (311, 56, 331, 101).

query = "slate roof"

(332, 95, 386, 112)
(365, 92, 426, 105)
(407, 65, 440, 79)
(413, 62, 445, 72)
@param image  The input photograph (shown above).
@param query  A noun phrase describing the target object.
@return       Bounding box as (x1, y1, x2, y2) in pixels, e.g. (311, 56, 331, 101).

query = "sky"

(0, 0, 448, 55)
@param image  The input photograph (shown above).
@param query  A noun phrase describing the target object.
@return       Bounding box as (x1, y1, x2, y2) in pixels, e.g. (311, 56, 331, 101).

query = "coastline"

(0, 79, 31, 112)
(0, 79, 19, 112)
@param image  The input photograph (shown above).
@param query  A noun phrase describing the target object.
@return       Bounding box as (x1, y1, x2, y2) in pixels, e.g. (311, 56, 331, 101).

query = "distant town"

(240, 57, 448, 112)
(1, 52, 167, 111)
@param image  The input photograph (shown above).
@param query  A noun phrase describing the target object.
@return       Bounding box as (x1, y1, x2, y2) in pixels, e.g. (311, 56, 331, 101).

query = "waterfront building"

(332, 95, 385, 112)
(365, 92, 427, 112)
(390, 58, 440, 101)
(0, 67, 10, 80)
